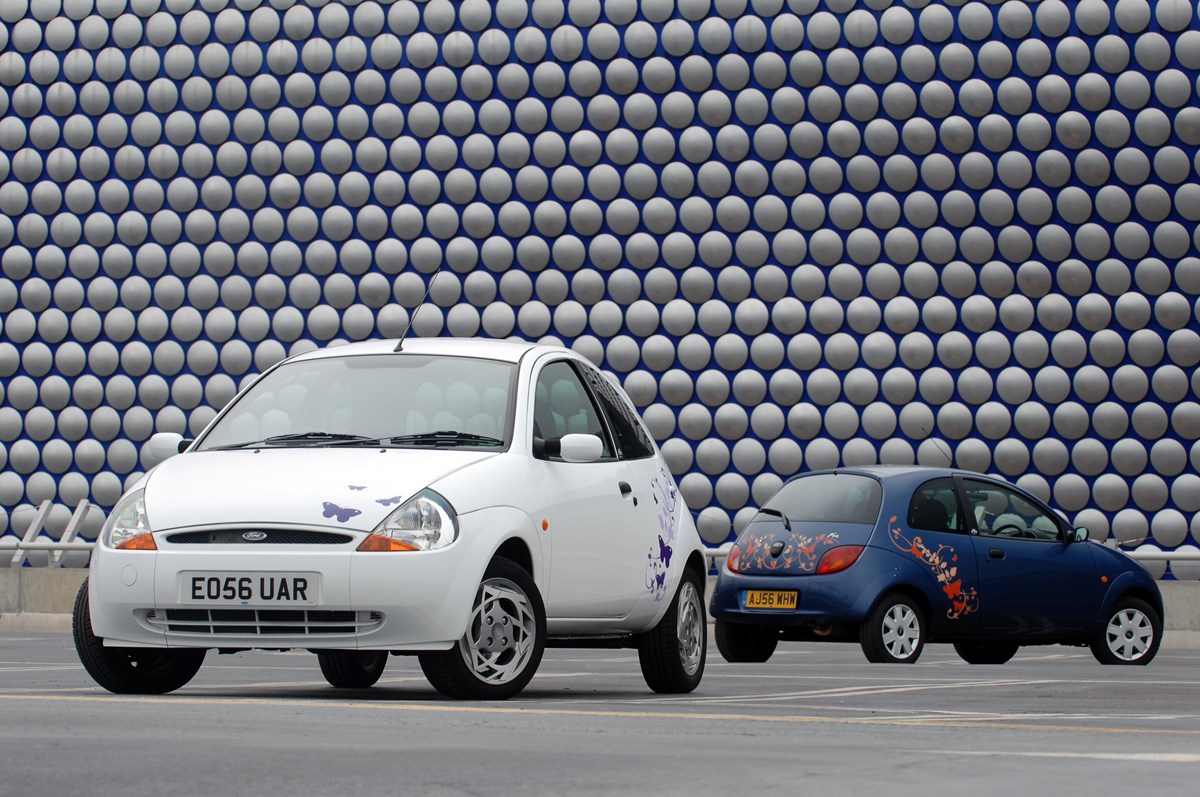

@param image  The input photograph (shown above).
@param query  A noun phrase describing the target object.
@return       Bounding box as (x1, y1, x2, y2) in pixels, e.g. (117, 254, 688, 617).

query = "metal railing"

(3, 500, 1198, 569)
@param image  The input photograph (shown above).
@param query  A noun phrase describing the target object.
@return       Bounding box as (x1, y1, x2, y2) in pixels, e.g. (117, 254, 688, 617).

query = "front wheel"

(1090, 597, 1162, 665)
(73, 579, 206, 694)
(715, 619, 778, 663)
(318, 651, 388, 688)
(859, 593, 926, 664)
(419, 557, 546, 700)
(953, 641, 1019, 665)
(638, 567, 707, 693)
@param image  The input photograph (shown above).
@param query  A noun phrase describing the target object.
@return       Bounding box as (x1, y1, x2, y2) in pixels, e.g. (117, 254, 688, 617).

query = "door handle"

(618, 481, 632, 497)
(988, 548, 1005, 560)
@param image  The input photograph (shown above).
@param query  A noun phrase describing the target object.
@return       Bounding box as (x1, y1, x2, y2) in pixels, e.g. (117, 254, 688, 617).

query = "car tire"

(1090, 597, 1162, 666)
(953, 641, 1019, 665)
(419, 557, 546, 700)
(72, 579, 206, 694)
(638, 567, 707, 693)
(859, 593, 926, 664)
(715, 619, 778, 663)
(317, 651, 388, 688)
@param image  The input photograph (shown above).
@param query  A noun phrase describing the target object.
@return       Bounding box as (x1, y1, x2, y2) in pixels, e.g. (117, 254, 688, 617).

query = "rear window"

(762, 474, 883, 524)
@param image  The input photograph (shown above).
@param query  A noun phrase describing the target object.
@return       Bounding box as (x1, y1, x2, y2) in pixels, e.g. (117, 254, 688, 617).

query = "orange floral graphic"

(887, 515, 978, 620)
(737, 530, 841, 573)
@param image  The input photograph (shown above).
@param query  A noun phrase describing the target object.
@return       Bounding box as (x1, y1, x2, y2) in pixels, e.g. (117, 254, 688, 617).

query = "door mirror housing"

(558, 434, 604, 463)
(148, 432, 190, 461)
(1072, 526, 1089, 543)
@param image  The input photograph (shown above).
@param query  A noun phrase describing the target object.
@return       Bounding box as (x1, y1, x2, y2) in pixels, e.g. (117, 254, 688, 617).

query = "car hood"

(731, 520, 877, 575)
(143, 447, 497, 532)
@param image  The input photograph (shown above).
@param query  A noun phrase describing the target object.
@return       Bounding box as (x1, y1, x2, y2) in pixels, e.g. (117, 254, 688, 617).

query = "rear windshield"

(762, 474, 883, 524)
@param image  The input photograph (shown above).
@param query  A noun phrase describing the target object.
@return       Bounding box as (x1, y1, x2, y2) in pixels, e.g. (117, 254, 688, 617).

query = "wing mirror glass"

(1072, 526, 1089, 543)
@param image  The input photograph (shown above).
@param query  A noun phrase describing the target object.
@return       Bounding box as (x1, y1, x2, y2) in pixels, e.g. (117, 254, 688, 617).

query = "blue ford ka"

(710, 467, 1164, 666)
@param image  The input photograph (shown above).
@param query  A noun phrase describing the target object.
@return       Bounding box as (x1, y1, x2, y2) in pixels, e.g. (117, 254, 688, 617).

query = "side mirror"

(558, 434, 604, 463)
(1072, 526, 1089, 543)
(148, 432, 190, 461)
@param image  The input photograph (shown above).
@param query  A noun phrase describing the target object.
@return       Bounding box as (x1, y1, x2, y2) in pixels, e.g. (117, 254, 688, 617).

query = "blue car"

(710, 467, 1164, 666)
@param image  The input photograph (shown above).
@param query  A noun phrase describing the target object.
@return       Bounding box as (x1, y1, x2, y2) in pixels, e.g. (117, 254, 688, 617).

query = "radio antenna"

(394, 265, 444, 352)
(920, 425, 955, 468)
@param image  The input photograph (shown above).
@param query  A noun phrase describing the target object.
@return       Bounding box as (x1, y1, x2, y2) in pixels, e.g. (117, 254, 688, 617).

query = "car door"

(959, 477, 1099, 637)
(888, 477, 982, 634)
(531, 358, 645, 619)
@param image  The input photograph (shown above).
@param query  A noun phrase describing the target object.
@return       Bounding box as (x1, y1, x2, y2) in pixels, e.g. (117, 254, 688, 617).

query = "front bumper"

(87, 520, 507, 651)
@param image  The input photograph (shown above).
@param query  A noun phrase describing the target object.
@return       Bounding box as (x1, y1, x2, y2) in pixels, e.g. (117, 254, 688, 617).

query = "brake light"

(725, 544, 742, 573)
(816, 545, 864, 574)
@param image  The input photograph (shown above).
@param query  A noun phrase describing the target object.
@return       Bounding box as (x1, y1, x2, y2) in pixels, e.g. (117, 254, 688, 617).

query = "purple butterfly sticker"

(658, 535, 673, 569)
(376, 495, 403, 506)
(322, 502, 361, 523)
(348, 485, 366, 491)
(655, 571, 666, 589)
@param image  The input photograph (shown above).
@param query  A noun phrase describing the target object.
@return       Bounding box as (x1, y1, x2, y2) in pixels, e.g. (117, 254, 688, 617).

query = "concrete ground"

(2, 631, 1198, 796)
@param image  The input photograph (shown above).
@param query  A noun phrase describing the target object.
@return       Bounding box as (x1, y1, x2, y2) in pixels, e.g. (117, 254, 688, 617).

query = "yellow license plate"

(743, 590, 798, 610)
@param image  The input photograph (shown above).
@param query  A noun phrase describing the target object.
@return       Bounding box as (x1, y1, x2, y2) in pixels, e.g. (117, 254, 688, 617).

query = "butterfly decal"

(655, 571, 666, 589)
(658, 535, 673, 569)
(376, 495, 404, 506)
(348, 485, 366, 491)
(322, 502, 361, 523)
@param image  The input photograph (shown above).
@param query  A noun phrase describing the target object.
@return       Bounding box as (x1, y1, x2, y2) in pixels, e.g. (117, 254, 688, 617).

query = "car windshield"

(197, 354, 515, 451)
(761, 474, 883, 524)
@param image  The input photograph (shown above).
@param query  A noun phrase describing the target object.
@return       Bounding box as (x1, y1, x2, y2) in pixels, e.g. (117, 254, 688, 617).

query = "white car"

(74, 339, 708, 699)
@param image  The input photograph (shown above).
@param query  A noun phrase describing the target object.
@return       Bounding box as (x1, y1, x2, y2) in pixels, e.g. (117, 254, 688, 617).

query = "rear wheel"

(638, 567, 707, 693)
(72, 579, 206, 694)
(859, 593, 925, 664)
(715, 619, 778, 663)
(1090, 597, 1161, 665)
(317, 651, 388, 688)
(419, 557, 545, 700)
(953, 641, 1019, 665)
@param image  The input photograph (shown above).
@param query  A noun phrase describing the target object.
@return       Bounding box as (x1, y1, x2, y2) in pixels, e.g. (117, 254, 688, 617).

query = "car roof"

(793, 466, 1019, 488)
(282, 338, 575, 366)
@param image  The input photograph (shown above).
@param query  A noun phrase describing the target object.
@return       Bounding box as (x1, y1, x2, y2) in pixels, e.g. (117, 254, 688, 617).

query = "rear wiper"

(755, 507, 792, 531)
(384, 430, 504, 447)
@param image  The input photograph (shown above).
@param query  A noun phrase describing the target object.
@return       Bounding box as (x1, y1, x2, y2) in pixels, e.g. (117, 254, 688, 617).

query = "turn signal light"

(357, 534, 419, 552)
(725, 544, 742, 573)
(115, 535, 157, 551)
(815, 545, 864, 575)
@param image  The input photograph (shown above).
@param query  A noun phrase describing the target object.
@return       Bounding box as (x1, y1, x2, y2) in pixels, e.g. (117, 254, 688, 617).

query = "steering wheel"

(993, 523, 1035, 539)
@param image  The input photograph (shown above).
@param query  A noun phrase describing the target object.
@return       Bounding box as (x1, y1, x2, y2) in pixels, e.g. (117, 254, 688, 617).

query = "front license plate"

(742, 590, 798, 610)
(182, 572, 319, 606)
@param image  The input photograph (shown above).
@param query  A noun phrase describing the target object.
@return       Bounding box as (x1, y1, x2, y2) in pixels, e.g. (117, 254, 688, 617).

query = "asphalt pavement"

(2, 632, 1198, 796)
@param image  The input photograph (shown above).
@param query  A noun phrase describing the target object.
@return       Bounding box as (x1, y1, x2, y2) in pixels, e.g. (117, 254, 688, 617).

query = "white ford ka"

(75, 339, 708, 699)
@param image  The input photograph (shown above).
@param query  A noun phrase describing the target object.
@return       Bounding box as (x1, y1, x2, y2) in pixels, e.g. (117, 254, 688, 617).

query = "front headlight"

(101, 490, 157, 551)
(358, 489, 459, 552)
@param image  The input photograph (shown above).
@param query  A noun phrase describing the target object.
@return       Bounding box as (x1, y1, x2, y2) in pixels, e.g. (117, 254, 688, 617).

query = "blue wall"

(0, 0, 1198, 576)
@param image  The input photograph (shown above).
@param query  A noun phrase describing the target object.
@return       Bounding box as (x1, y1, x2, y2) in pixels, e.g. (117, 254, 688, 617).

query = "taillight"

(816, 545, 864, 575)
(725, 544, 742, 573)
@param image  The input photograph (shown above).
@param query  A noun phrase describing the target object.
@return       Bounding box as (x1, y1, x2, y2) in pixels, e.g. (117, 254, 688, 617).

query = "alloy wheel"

(459, 577, 539, 685)
(1105, 607, 1155, 662)
(676, 581, 704, 677)
(882, 604, 921, 660)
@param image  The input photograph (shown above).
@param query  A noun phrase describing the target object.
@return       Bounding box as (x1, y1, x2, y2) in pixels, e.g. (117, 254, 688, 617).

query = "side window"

(532, 362, 613, 459)
(907, 478, 962, 534)
(963, 480, 1061, 541)
(577, 364, 655, 460)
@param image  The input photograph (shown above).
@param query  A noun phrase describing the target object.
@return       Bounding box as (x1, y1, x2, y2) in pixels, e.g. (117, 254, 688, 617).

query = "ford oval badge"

(242, 531, 268, 542)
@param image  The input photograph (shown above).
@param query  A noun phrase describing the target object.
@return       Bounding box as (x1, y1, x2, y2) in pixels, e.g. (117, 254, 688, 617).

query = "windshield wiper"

(210, 432, 376, 450)
(755, 507, 792, 531)
(383, 430, 504, 447)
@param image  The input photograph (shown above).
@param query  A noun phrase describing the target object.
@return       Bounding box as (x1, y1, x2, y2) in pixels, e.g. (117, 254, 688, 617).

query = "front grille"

(144, 608, 383, 636)
(166, 530, 353, 545)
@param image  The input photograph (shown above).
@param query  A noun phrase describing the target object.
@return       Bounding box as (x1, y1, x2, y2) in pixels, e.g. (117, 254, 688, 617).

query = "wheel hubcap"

(459, 577, 537, 685)
(676, 582, 703, 677)
(882, 605, 920, 659)
(1106, 608, 1154, 661)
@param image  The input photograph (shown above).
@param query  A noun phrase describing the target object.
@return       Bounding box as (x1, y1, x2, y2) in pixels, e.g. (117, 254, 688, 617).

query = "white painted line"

(914, 750, 1200, 764)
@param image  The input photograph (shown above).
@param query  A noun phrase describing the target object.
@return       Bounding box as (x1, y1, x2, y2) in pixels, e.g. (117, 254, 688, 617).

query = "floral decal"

(887, 515, 979, 620)
(645, 468, 680, 601)
(735, 529, 841, 573)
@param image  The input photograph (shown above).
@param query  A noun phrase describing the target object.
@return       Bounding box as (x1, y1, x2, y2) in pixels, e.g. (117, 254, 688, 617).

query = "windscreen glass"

(762, 474, 883, 524)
